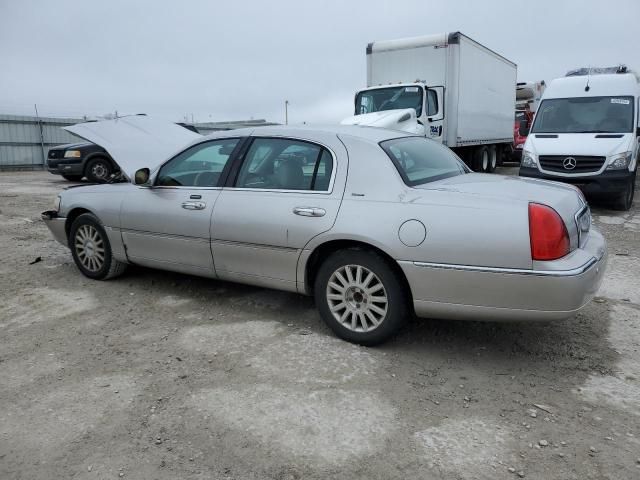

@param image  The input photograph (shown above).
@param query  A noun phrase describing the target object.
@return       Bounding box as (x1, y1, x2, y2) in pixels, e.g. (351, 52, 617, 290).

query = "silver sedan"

(43, 117, 607, 345)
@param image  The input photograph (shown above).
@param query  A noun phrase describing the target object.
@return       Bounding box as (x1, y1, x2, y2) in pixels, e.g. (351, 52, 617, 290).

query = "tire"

(314, 248, 410, 346)
(613, 173, 636, 211)
(69, 213, 127, 280)
(61, 174, 83, 181)
(85, 157, 112, 183)
(487, 145, 498, 173)
(473, 146, 490, 173)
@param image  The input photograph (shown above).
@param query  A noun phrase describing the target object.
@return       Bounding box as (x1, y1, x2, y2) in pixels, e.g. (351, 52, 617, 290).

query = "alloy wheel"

(74, 224, 105, 272)
(326, 264, 388, 333)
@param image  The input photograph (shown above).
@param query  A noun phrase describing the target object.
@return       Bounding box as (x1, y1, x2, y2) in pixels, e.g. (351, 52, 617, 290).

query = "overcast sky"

(1, 0, 638, 124)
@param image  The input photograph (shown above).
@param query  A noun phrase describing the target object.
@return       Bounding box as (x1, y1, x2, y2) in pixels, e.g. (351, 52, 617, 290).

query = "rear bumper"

(400, 229, 607, 321)
(519, 167, 634, 196)
(41, 210, 68, 247)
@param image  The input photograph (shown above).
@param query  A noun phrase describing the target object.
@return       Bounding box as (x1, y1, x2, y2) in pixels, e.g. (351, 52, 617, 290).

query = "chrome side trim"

(412, 257, 598, 277)
(211, 238, 299, 252)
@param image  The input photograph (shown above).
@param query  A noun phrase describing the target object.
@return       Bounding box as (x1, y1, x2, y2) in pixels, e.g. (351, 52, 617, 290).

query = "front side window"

(380, 137, 468, 186)
(156, 138, 240, 187)
(235, 138, 333, 191)
(355, 86, 424, 117)
(532, 96, 634, 134)
(426, 89, 438, 116)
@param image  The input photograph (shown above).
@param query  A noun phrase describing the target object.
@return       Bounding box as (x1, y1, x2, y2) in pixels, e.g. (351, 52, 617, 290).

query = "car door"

(211, 134, 348, 291)
(120, 137, 242, 277)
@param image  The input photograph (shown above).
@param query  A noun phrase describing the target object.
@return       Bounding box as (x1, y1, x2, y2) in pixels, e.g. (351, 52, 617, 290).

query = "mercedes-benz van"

(519, 66, 639, 210)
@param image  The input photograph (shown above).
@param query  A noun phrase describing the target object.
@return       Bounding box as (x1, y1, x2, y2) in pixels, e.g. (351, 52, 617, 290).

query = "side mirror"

(134, 168, 150, 185)
(519, 121, 530, 137)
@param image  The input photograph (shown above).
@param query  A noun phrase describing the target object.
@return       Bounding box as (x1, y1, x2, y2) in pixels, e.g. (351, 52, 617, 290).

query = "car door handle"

(181, 201, 206, 210)
(293, 207, 326, 217)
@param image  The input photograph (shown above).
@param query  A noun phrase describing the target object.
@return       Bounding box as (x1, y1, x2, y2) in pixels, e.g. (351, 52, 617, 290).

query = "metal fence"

(0, 115, 279, 170)
(0, 114, 86, 170)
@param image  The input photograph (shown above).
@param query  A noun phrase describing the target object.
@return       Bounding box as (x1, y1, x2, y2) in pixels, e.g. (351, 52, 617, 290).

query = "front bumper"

(42, 211, 68, 247)
(46, 160, 83, 176)
(400, 229, 607, 321)
(519, 167, 634, 197)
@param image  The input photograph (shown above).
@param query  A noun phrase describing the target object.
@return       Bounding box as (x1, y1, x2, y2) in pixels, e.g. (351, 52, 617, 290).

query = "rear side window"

(235, 138, 333, 191)
(380, 137, 467, 186)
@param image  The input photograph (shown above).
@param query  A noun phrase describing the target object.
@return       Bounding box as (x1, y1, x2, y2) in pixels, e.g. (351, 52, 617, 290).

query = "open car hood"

(64, 116, 201, 180)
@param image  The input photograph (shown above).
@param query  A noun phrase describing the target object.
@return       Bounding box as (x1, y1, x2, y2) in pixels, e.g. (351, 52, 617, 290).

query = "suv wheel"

(85, 157, 112, 183)
(314, 249, 409, 346)
(69, 213, 127, 280)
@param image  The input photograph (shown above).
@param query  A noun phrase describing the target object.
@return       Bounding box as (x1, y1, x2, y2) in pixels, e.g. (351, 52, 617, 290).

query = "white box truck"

(520, 66, 639, 210)
(341, 32, 517, 172)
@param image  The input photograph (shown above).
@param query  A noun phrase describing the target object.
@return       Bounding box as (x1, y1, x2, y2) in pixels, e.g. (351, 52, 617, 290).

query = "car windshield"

(380, 137, 468, 186)
(531, 96, 634, 133)
(355, 86, 423, 116)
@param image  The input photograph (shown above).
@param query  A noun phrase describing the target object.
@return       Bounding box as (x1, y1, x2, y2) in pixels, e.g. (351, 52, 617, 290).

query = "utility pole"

(34, 104, 46, 170)
(285, 100, 289, 125)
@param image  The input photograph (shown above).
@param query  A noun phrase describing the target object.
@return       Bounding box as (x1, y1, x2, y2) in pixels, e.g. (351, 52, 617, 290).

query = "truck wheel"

(314, 248, 409, 346)
(613, 173, 636, 211)
(473, 146, 490, 173)
(85, 157, 112, 183)
(487, 146, 497, 172)
(62, 174, 83, 181)
(69, 213, 128, 280)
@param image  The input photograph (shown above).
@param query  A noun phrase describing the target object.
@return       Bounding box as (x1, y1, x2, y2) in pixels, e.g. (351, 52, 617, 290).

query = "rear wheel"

(613, 173, 636, 211)
(85, 157, 112, 183)
(61, 174, 83, 181)
(487, 145, 498, 173)
(69, 213, 127, 280)
(473, 146, 490, 172)
(314, 249, 409, 346)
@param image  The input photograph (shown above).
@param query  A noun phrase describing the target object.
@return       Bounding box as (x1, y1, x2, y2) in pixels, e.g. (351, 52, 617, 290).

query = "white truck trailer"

(342, 32, 517, 172)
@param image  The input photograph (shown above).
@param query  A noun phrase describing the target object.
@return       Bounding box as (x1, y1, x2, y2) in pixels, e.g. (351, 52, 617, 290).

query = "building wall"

(0, 114, 85, 169)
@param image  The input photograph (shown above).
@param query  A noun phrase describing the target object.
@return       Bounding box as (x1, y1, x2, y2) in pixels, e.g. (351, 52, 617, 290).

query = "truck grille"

(539, 155, 606, 174)
(48, 150, 61, 159)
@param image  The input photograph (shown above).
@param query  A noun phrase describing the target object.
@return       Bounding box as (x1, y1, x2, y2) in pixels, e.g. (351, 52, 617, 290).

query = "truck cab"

(349, 83, 444, 140)
(519, 66, 639, 210)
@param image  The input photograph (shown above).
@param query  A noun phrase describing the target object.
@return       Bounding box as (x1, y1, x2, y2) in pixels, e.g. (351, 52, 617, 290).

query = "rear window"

(380, 137, 468, 186)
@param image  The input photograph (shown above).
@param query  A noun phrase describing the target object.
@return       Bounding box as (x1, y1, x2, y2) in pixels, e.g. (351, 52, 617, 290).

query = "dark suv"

(47, 142, 118, 183)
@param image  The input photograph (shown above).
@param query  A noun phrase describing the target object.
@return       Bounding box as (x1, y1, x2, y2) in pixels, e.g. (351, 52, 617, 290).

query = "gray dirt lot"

(0, 169, 639, 480)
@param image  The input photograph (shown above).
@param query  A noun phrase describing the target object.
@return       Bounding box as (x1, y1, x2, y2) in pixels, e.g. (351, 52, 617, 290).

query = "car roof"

(199, 124, 414, 144)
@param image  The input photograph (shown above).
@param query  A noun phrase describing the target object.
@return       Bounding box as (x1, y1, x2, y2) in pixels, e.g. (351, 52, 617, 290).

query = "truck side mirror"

(519, 120, 529, 137)
(134, 168, 150, 185)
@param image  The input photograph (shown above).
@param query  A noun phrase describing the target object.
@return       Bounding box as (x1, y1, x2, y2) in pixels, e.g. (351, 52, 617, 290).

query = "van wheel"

(473, 146, 490, 172)
(314, 249, 409, 346)
(613, 173, 636, 211)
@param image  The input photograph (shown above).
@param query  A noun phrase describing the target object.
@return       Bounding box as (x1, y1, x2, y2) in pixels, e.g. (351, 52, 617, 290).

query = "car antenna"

(584, 66, 591, 92)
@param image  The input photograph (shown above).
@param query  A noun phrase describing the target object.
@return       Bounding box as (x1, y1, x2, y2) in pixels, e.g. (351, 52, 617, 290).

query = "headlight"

(64, 150, 81, 158)
(521, 150, 537, 168)
(607, 151, 632, 170)
(53, 195, 62, 211)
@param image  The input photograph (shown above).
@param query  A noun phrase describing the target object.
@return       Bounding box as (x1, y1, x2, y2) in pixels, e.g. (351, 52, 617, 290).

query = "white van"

(519, 66, 639, 210)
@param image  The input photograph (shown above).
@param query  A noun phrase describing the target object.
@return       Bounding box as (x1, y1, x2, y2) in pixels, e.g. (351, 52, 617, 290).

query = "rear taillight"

(528, 203, 570, 261)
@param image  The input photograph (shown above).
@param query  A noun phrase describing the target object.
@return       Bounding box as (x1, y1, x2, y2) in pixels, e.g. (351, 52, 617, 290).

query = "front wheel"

(314, 249, 409, 346)
(69, 213, 127, 280)
(613, 173, 636, 211)
(85, 157, 112, 183)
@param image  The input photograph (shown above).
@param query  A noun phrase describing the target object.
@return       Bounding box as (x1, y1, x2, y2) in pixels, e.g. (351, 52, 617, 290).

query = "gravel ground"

(1, 169, 639, 480)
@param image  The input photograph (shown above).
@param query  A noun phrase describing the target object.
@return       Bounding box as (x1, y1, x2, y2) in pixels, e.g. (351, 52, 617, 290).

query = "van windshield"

(531, 96, 634, 133)
(355, 86, 423, 116)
